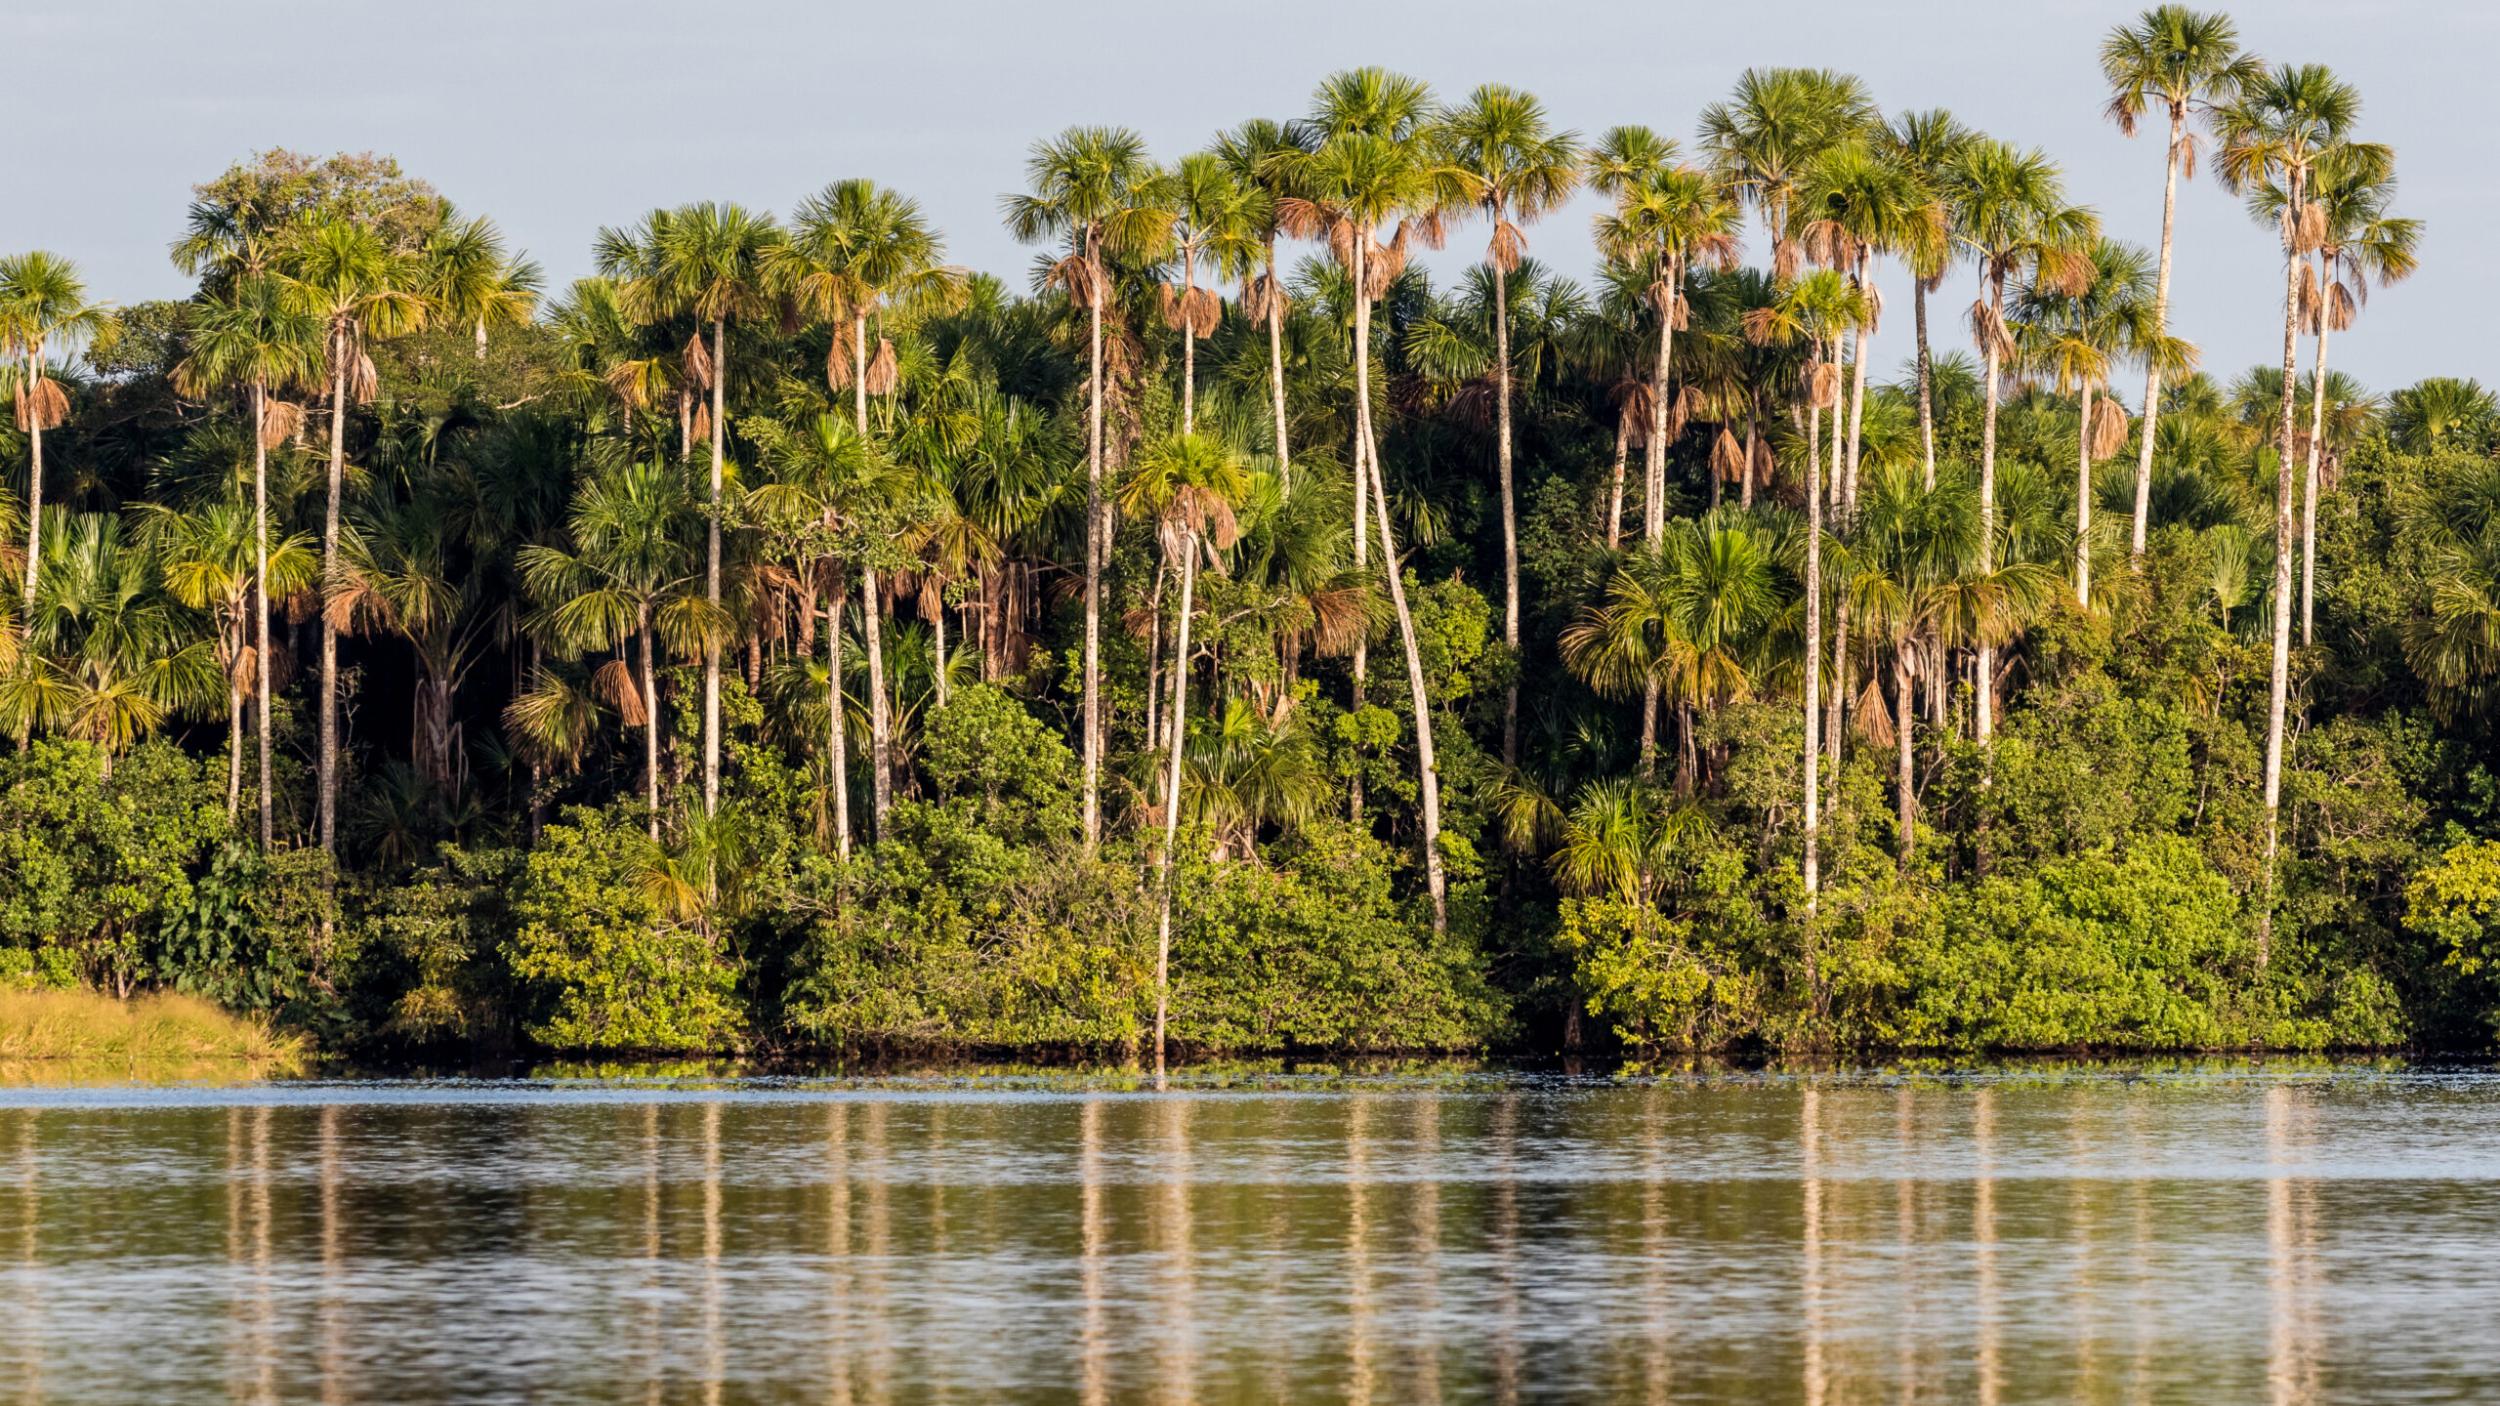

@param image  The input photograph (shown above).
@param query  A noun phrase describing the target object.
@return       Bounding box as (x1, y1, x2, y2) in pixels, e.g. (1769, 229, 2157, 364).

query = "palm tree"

(173, 274, 325, 846)
(423, 212, 541, 358)
(2216, 63, 2362, 939)
(1279, 69, 1477, 718)
(1794, 138, 1940, 516)
(278, 216, 431, 854)
(2274, 142, 2417, 644)
(2102, 6, 2258, 560)
(517, 453, 710, 840)
(1881, 110, 1976, 487)
(142, 499, 317, 818)
(1120, 432, 1248, 1065)
(1945, 139, 2097, 744)
(1, 514, 221, 771)
(1004, 127, 1170, 853)
(1443, 84, 1581, 769)
(2389, 378, 2496, 455)
(1213, 119, 1315, 482)
(598, 201, 784, 818)
(774, 179, 966, 834)
(2013, 236, 2181, 605)
(1699, 68, 1880, 281)
(1161, 153, 1267, 436)
(0, 252, 105, 614)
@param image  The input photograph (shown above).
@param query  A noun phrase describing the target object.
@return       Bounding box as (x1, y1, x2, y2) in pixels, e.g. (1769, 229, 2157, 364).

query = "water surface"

(2, 1063, 2494, 1403)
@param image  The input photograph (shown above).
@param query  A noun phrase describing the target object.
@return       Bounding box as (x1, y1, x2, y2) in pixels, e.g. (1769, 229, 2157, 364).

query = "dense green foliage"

(4, 27, 2496, 1057)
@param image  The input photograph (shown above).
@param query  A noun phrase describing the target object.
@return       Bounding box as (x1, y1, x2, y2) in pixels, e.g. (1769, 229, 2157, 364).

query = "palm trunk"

(253, 380, 274, 850)
(1645, 272, 1674, 547)
(1829, 330, 1848, 519)
(1741, 406, 1760, 511)
(1976, 274, 2005, 746)
(18, 349, 42, 611)
(1493, 254, 1520, 770)
(2076, 382, 2095, 608)
(1605, 414, 1629, 551)
(1145, 563, 1166, 748)
(862, 567, 893, 837)
(2261, 172, 2307, 963)
(1180, 259, 1198, 436)
(226, 669, 244, 821)
(1350, 240, 1373, 713)
(1266, 241, 1292, 488)
(1804, 353, 1824, 914)
(318, 328, 347, 855)
(2301, 312, 2332, 648)
(1082, 236, 1106, 853)
(701, 317, 727, 817)
(1366, 451, 1448, 934)
(827, 579, 850, 858)
(1895, 653, 1915, 867)
(1914, 282, 1937, 490)
(2132, 106, 2186, 561)
(640, 611, 660, 840)
(933, 599, 950, 709)
(1845, 254, 1872, 518)
(1153, 529, 1200, 1066)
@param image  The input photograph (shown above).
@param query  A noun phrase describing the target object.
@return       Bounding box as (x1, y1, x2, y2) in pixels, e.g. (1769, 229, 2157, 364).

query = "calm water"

(2, 1063, 2496, 1404)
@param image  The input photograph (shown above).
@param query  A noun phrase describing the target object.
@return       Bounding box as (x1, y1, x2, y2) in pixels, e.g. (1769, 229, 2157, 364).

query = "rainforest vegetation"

(4, 8, 2499, 1059)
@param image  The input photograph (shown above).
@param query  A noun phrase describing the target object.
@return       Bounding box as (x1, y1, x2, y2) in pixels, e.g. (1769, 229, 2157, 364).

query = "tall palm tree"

(2101, 6, 2259, 559)
(2013, 236, 2180, 605)
(598, 201, 783, 818)
(2216, 63, 2362, 940)
(173, 274, 324, 846)
(1881, 111, 1976, 487)
(774, 179, 966, 835)
(1161, 153, 1267, 436)
(423, 212, 541, 358)
(1213, 119, 1315, 483)
(0, 252, 105, 614)
(1120, 432, 1248, 1065)
(517, 453, 708, 840)
(2273, 142, 2417, 644)
(1279, 69, 1477, 720)
(142, 499, 317, 819)
(278, 216, 431, 855)
(1004, 127, 1170, 853)
(1699, 68, 1880, 281)
(1945, 139, 2097, 743)
(1794, 139, 1940, 515)
(1443, 84, 1581, 769)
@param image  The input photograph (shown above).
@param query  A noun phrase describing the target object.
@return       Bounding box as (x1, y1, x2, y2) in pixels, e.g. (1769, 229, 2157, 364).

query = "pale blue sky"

(4, 0, 2485, 393)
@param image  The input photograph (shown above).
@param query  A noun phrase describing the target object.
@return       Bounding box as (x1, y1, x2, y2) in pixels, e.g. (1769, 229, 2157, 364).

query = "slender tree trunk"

(1350, 242, 1372, 713)
(1845, 254, 1871, 518)
(1494, 255, 1520, 770)
(862, 567, 893, 837)
(18, 348, 41, 611)
(933, 600, 950, 709)
(2261, 173, 2307, 963)
(2301, 314, 2333, 648)
(1804, 358, 1824, 914)
(2132, 106, 2186, 561)
(1742, 407, 1760, 510)
(1266, 242, 1292, 488)
(1914, 283, 1937, 490)
(319, 327, 347, 855)
(1895, 653, 1915, 867)
(640, 613, 660, 840)
(1976, 275, 2004, 746)
(1153, 530, 1200, 1067)
(1645, 274, 1674, 546)
(1366, 450, 1448, 934)
(702, 317, 727, 816)
(253, 381, 274, 850)
(827, 578, 851, 858)
(1082, 237, 1106, 853)
(1829, 332, 1848, 519)
(1605, 415, 1629, 551)
(2076, 382, 2095, 608)
(226, 671, 244, 821)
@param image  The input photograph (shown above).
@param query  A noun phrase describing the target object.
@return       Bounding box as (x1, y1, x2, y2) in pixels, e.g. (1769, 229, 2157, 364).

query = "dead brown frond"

(689, 402, 712, 446)
(1967, 300, 2017, 364)
(1309, 583, 1372, 657)
(825, 335, 854, 391)
(1808, 361, 1840, 410)
(261, 398, 306, 450)
(1771, 237, 1800, 282)
(2294, 200, 2327, 255)
(231, 643, 259, 693)
(864, 338, 898, 396)
(349, 350, 379, 406)
(2088, 396, 2129, 461)
(2178, 131, 2201, 183)
(2297, 263, 2323, 335)
(594, 658, 648, 727)
(2325, 280, 2356, 334)
(1274, 197, 1327, 242)
(1711, 427, 1744, 482)
(13, 376, 67, 432)
(1488, 218, 1526, 274)
(1854, 672, 1896, 749)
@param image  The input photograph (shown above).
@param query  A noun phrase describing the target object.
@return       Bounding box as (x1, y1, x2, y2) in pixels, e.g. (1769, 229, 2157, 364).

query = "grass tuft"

(0, 989, 304, 1065)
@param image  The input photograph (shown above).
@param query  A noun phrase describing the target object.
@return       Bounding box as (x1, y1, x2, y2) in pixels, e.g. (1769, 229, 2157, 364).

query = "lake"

(1, 1062, 2495, 1403)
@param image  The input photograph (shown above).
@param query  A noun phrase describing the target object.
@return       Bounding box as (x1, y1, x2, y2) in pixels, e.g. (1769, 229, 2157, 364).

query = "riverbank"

(0, 989, 304, 1066)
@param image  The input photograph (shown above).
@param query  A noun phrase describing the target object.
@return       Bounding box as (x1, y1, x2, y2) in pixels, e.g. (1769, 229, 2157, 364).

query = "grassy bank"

(0, 990, 305, 1065)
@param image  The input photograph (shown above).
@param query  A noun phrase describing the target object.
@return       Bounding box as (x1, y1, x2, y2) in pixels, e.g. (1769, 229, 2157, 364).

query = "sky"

(5, 0, 2488, 395)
